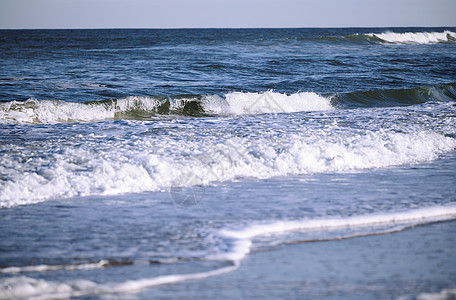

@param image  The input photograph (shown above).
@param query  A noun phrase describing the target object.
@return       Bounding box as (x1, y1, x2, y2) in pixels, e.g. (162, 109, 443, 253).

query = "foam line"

(0, 260, 109, 274)
(110, 262, 238, 294)
(219, 206, 456, 240)
(212, 206, 456, 262)
(0, 263, 238, 300)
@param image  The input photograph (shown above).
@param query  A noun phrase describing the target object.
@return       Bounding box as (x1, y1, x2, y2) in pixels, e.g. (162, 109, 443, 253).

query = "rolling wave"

(299, 30, 456, 45)
(0, 84, 454, 124)
(332, 83, 456, 108)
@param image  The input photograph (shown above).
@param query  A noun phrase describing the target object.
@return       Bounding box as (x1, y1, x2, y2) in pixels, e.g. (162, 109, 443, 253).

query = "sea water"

(0, 28, 455, 299)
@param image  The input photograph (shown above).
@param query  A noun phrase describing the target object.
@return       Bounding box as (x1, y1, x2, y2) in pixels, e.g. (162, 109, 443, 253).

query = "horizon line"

(1, 25, 456, 30)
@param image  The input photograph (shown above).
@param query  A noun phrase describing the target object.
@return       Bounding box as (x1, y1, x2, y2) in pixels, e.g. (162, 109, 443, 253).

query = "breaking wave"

(0, 91, 332, 124)
(0, 84, 455, 124)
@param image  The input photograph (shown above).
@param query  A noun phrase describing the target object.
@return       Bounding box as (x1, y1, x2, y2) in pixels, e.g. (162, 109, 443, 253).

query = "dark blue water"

(0, 28, 456, 299)
(1, 28, 455, 102)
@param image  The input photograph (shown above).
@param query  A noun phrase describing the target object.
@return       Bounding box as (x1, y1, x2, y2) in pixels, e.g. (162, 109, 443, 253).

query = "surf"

(1, 126, 455, 208)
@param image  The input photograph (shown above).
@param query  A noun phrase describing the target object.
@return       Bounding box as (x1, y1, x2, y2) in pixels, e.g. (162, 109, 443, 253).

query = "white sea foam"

(368, 31, 456, 44)
(1, 129, 455, 208)
(203, 91, 333, 115)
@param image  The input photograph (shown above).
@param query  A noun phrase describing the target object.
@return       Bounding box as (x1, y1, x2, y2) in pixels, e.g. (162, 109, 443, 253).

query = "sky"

(0, 0, 455, 29)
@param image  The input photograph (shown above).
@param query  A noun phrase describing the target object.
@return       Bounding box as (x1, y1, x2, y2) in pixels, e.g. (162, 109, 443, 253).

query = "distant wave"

(294, 30, 456, 45)
(366, 30, 456, 44)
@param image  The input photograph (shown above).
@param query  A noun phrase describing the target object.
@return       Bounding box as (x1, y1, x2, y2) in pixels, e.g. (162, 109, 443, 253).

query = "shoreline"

(141, 220, 456, 299)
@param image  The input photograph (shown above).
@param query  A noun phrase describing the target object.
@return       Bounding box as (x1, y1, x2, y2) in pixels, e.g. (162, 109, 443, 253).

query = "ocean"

(0, 28, 456, 299)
